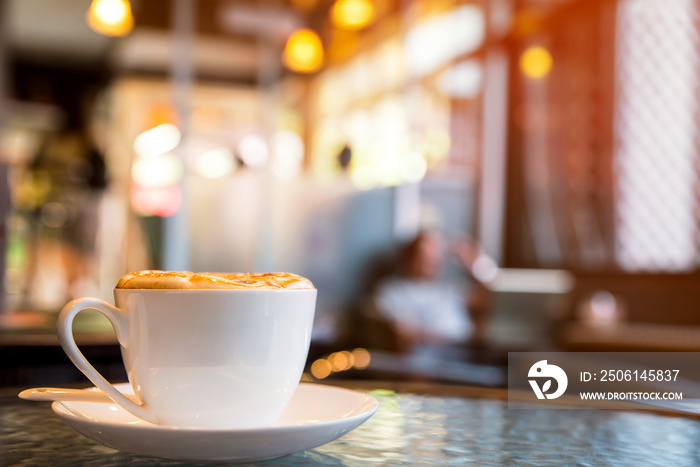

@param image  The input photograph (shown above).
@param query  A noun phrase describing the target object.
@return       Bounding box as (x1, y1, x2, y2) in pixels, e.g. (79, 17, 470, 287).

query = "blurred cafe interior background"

(1, 0, 700, 388)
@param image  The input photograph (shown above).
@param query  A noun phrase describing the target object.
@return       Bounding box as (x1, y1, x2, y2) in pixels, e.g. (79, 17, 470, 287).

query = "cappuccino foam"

(116, 271, 314, 290)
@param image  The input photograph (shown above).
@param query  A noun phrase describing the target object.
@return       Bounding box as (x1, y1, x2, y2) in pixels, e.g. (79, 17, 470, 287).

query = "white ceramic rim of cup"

(113, 288, 317, 293)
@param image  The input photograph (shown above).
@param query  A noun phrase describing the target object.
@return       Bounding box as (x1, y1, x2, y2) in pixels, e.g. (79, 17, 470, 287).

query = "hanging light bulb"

(519, 46, 553, 79)
(87, 0, 134, 37)
(331, 0, 374, 30)
(283, 29, 324, 74)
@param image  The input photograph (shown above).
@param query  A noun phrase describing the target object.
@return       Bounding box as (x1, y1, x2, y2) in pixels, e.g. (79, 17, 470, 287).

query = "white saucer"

(52, 382, 378, 462)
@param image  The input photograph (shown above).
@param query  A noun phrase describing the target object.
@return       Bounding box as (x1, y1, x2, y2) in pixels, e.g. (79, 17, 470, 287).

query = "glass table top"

(3, 383, 700, 466)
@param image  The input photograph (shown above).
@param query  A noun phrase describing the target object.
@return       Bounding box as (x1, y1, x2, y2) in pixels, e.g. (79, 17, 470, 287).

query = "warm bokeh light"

(422, 130, 451, 166)
(131, 153, 183, 188)
(146, 105, 176, 129)
(237, 134, 269, 169)
(194, 148, 235, 179)
(405, 5, 484, 77)
(310, 358, 332, 379)
(375, 153, 403, 187)
(351, 348, 371, 369)
(86, 0, 134, 37)
(310, 348, 369, 380)
(131, 183, 182, 217)
(133, 124, 181, 159)
(519, 46, 553, 79)
(340, 350, 354, 370)
(350, 164, 380, 190)
(283, 29, 324, 74)
(331, 0, 375, 30)
(328, 351, 354, 371)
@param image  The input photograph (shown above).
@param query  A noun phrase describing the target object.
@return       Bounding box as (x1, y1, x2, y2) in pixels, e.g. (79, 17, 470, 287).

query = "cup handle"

(57, 297, 158, 424)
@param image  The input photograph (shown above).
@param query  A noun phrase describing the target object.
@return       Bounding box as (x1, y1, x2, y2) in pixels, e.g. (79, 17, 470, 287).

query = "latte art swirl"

(116, 271, 315, 290)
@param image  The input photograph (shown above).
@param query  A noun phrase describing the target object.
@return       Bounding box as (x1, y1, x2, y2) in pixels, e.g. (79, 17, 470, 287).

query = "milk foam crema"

(116, 271, 315, 290)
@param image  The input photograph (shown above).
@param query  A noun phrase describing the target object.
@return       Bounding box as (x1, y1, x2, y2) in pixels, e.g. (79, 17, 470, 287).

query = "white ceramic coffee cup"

(57, 288, 317, 429)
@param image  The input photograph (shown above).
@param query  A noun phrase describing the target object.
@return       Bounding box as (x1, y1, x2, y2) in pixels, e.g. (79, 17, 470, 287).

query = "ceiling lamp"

(283, 29, 324, 73)
(133, 124, 181, 159)
(194, 148, 236, 179)
(87, 0, 134, 37)
(331, 0, 375, 30)
(519, 46, 553, 79)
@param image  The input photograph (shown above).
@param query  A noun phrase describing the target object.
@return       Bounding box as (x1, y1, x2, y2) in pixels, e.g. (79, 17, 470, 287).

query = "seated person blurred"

(355, 231, 490, 355)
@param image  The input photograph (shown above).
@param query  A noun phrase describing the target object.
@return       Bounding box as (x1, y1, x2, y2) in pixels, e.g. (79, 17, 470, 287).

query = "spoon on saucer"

(19, 387, 139, 404)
